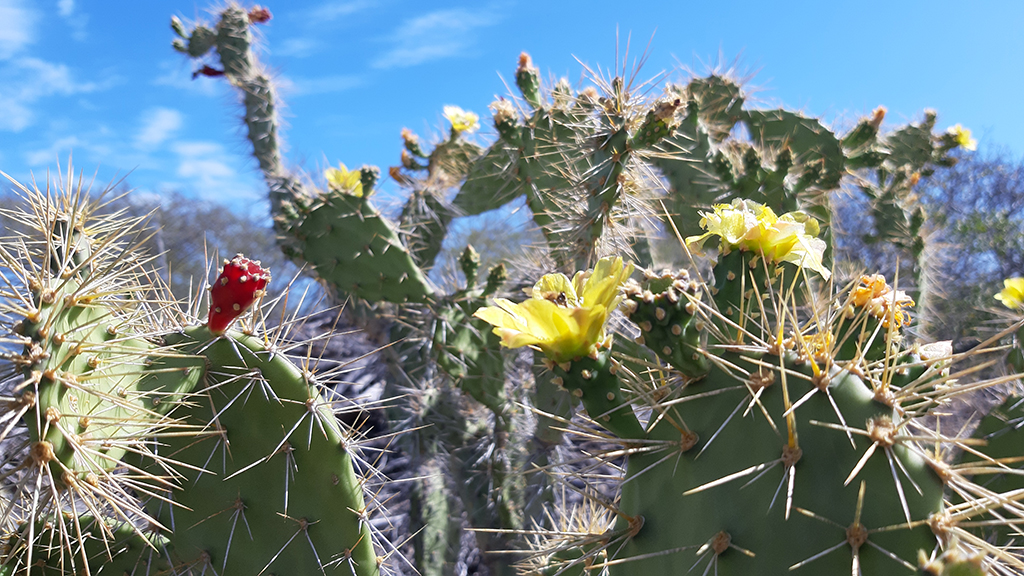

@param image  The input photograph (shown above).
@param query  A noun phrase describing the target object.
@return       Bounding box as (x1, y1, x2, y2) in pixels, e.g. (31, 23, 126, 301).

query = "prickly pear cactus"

(0, 171, 390, 576)
(474, 200, 1019, 575)
(164, 4, 1023, 575)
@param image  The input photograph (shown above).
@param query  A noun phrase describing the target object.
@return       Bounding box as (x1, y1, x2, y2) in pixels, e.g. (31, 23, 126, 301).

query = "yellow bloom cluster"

(686, 199, 830, 280)
(324, 163, 363, 197)
(996, 278, 1024, 310)
(473, 257, 634, 362)
(850, 274, 915, 327)
(443, 105, 480, 133)
(948, 124, 977, 151)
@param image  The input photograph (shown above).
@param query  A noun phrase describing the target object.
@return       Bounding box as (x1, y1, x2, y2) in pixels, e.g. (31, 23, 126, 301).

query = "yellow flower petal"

(324, 163, 363, 197)
(443, 105, 480, 133)
(948, 124, 977, 151)
(473, 257, 634, 362)
(996, 278, 1024, 310)
(686, 199, 830, 280)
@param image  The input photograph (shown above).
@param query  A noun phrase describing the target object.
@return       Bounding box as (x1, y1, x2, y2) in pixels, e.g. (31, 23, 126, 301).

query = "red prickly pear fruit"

(192, 65, 225, 80)
(208, 254, 271, 334)
(248, 6, 272, 23)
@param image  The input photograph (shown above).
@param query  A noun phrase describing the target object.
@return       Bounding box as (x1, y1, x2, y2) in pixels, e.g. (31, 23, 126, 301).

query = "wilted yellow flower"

(324, 163, 363, 196)
(443, 105, 479, 133)
(473, 257, 634, 362)
(686, 199, 830, 280)
(948, 124, 977, 151)
(996, 277, 1024, 310)
(850, 274, 915, 327)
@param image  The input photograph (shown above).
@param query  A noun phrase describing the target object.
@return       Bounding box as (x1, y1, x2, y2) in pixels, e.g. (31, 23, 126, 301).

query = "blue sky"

(2, 0, 1023, 216)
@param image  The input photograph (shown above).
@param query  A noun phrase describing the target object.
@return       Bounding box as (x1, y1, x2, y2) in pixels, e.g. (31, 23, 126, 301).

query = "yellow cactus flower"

(473, 257, 634, 362)
(443, 105, 479, 133)
(996, 277, 1024, 310)
(948, 124, 977, 151)
(686, 199, 830, 280)
(324, 163, 363, 197)
(850, 274, 915, 327)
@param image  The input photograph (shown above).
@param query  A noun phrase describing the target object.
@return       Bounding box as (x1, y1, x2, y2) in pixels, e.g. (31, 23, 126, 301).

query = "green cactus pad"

(143, 326, 381, 576)
(550, 349, 645, 440)
(623, 271, 711, 379)
(297, 189, 434, 303)
(615, 354, 944, 574)
(433, 298, 507, 413)
(454, 143, 524, 217)
(743, 109, 845, 191)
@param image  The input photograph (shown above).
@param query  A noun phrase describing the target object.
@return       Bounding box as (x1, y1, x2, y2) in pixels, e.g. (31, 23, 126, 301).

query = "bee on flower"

(473, 257, 634, 363)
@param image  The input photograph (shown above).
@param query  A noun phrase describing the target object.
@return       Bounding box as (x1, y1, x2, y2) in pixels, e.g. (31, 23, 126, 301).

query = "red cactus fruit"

(192, 65, 225, 80)
(248, 6, 272, 23)
(208, 254, 271, 334)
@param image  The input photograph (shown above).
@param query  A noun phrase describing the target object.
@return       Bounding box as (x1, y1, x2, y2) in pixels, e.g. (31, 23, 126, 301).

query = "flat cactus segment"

(433, 299, 506, 413)
(453, 143, 524, 216)
(884, 121, 940, 169)
(624, 271, 710, 379)
(296, 189, 434, 303)
(654, 76, 747, 239)
(743, 109, 845, 191)
(22, 284, 158, 475)
(551, 349, 645, 440)
(399, 186, 454, 272)
(955, 394, 1024, 543)
(146, 326, 380, 576)
(683, 75, 746, 141)
(615, 355, 943, 574)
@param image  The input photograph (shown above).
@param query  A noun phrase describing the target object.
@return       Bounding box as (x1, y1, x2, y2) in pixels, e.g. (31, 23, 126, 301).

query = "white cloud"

(22, 135, 113, 168)
(0, 57, 111, 132)
(171, 141, 263, 203)
(153, 59, 222, 96)
(24, 136, 85, 166)
(372, 8, 501, 69)
(136, 108, 183, 148)
(276, 38, 319, 58)
(0, 0, 37, 60)
(56, 0, 88, 41)
(307, 1, 374, 21)
(277, 74, 364, 96)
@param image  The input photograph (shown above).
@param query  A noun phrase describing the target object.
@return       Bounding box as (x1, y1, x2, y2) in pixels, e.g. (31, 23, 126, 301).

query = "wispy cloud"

(136, 108, 184, 148)
(276, 37, 319, 58)
(0, 57, 112, 131)
(152, 60, 222, 96)
(57, 0, 88, 41)
(0, 0, 37, 60)
(170, 141, 263, 203)
(25, 136, 86, 166)
(306, 0, 374, 22)
(372, 8, 501, 69)
(277, 74, 364, 96)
